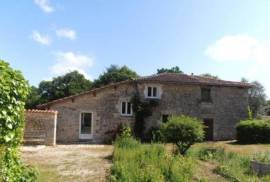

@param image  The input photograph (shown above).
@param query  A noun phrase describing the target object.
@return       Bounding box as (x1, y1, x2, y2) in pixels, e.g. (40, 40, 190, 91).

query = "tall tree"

(241, 78, 266, 117)
(92, 65, 139, 88)
(157, 66, 183, 74)
(25, 86, 41, 108)
(26, 71, 92, 108)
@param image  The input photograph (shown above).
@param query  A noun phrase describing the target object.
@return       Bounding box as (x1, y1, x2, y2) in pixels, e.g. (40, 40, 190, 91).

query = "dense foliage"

(0, 60, 37, 181)
(27, 65, 139, 108)
(241, 78, 266, 118)
(236, 119, 270, 144)
(131, 94, 159, 140)
(157, 66, 183, 74)
(160, 115, 204, 155)
(92, 65, 139, 88)
(110, 135, 195, 182)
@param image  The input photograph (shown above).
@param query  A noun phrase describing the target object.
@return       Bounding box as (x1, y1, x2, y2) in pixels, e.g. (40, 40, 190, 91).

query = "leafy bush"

(110, 136, 195, 182)
(0, 60, 37, 181)
(236, 119, 270, 144)
(160, 115, 204, 155)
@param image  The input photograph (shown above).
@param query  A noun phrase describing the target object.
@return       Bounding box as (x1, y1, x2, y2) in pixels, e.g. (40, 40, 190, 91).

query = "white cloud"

(205, 34, 270, 97)
(34, 0, 54, 13)
(51, 52, 93, 79)
(205, 34, 270, 65)
(56, 28, 76, 40)
(31, 31, 51, 45)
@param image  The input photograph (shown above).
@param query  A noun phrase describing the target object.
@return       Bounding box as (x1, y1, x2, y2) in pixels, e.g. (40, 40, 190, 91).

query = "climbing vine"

(0, 60, 37, 181)
(131, 94, 159, 140)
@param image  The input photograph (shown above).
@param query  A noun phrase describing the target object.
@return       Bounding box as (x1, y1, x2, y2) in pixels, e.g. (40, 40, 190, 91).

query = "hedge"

(236, 120, 270, 144)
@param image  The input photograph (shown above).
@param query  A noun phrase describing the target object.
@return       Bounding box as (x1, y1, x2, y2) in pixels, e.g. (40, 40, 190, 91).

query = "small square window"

(201, 88, 211, 102)
(162, 114, 170, 123)
(147, 86, 159, 98)
(121, 101, 133, 116)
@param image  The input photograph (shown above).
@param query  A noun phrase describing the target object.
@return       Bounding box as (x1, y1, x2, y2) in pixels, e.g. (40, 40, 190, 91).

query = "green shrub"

(111, 136, 195, 182)
(0, 60, 37, 181)
(160, 115, 204, 155)
(114, 136, 140, 149)
(236, 119, 270, 144)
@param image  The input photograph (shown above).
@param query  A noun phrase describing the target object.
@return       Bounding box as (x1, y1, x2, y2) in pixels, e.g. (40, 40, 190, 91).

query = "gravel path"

(21, 145, 113, 182)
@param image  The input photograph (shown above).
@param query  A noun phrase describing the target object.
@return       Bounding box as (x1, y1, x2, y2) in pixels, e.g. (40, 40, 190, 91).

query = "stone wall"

(137, 83, 249, 140)
(24, 110, 57, 146)
(43, 81, 249, 143)
(48, 82, 136, 143)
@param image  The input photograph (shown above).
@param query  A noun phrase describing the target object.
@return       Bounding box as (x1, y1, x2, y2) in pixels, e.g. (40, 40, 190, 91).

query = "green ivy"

(0, 60, 37, 182)
(131, 94, 159, 140)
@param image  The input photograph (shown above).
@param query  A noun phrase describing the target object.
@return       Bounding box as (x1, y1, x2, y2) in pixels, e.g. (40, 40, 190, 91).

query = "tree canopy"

(241, 78, 266, 117)
(92, 65, 139, 88)
(157, 66, 183, 74)
(26, 71, 92, 108)
(26, 65, 139, 108)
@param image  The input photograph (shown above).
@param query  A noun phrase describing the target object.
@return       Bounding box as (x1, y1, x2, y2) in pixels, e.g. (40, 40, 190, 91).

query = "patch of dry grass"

(193, 141, 270, 155)
(21, 145, 113, 182)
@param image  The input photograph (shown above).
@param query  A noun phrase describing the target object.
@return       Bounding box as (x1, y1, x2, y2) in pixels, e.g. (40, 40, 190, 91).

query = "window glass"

(148, 87, 152, 97)
(153, 87, 157, 97)
(122, 102, 126, 114)
(121, 102, 132, 115)
(127, 102, 131, 114)
(201, 88, 211, 102)
(81, 113, 92, 134)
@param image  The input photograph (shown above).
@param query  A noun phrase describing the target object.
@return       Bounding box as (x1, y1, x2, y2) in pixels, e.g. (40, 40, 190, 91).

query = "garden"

(109, 116, 270, 182)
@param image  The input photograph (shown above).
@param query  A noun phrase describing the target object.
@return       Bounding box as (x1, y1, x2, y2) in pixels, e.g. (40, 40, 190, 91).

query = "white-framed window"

(121, 101, 133, 116)
(147, 86, 158, 98)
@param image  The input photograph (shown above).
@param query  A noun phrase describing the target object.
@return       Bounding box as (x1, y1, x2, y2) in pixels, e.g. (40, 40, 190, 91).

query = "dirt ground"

(21, 145, 114, 182)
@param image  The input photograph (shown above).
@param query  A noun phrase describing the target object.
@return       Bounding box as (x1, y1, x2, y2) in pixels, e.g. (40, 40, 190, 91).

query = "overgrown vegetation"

(236, 119, 270, 144)
(0, 60, 37, 181)
(110, 134, 195, 182)
(188, 145, 270, 182)
(160, 115, 204, 155)
(131, 94, 159, 140)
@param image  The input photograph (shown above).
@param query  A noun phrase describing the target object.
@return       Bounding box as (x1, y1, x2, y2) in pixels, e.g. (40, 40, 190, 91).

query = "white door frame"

(79, 111, 93, 140)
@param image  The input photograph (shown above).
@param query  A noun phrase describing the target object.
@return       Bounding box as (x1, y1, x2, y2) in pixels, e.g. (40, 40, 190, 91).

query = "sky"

(1, 0, 270, 97)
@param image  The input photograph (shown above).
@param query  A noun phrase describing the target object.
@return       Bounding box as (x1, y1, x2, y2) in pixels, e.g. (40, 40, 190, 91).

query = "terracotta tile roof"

(37, 73, 252, 108)
(26, 109, 58, 114)
(136, 73, 253, 88)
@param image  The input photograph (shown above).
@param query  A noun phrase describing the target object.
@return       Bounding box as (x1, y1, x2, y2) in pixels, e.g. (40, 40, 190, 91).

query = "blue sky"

(1, 1, 270, 96)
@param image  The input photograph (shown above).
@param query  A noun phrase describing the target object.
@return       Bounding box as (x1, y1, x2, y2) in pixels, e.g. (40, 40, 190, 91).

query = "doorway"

(79, 112, 93, 139)
(203, 118, 214, 141)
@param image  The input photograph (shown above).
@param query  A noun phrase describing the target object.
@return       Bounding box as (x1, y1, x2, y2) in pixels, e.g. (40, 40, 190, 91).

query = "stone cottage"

(37, 73, 252, 143)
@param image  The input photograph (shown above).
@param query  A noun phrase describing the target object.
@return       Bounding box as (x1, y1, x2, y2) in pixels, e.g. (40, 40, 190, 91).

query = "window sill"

(120, 114, 133, 117)
(145, 97, 160, 99)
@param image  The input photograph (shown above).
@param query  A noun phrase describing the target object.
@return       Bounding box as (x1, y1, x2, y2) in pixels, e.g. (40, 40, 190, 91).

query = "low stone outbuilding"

(35, 73, 252, 144)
